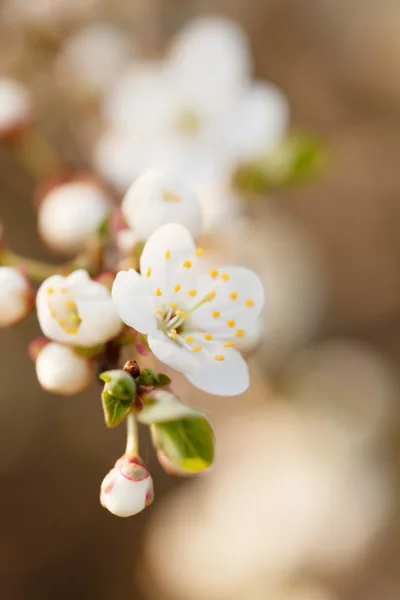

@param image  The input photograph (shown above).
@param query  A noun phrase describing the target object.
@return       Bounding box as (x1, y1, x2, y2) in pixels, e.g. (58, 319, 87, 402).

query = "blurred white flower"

(38, 179, 111, 254)
(144, 404, 393, 599)
(122, 169, 202, 240)
(0, 77, 31, 139)
(35, 342, 93, 395)
(37, 269, 122, 348)
(112, 223, 264, 396)
(94, 16, 289, 230)
(56, 23, 135, 96)
(0, 266, 31, 326)
(100, 454, 154, 517)
(3, 0, 106, 28)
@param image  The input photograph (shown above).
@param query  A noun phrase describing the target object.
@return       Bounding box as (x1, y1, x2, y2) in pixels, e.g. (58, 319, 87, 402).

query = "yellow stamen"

(183, 260, 192, 269)
(155, 287, 162, 297)
(165, 250, 171, 260)
(58, 320, 65, 327)
(224, 341, 235, 348)
(170, 329, 177, 339)
(184, 335, 194, 343)
(155, 309, 165, 316)
(174, 284, 181, 293)
(188, 289, 197, 297)
(245, 299, 254, 307)
(220, 273, 229, 282)
(169, 302, 177, 309)
(209, 290, 216, 300)
(214, 354, 225, 361)
(235, 329, 245, 338)
(229, 292, 238, 301)
(212, 311, 220, 319)
(47, 288, 54, 295)
(66, 327, 78, 334)
(60, 288, 67, 293)
(209, 269, 219, 279)
(195, 248, 204, 257)
(227, 319, 236, 328)
(146, 268, 152, 278)
(163, 190, 181, 203)
(66, 300, 75, 309)
(192, 345, 202, 353)
(176, 310, 189, 320)
(204, 333, 213, 341)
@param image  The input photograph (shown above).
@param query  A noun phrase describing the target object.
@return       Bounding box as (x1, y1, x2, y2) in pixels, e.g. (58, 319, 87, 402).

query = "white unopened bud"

(100, 454, 154, 517)
(35, 342, 93, 395)
(56, 24, 135, 96)
(122, 169, 202, 240)
(0, 77, 31, 139)
(0, 266, 32, 326)
(38, 179, 111, 254)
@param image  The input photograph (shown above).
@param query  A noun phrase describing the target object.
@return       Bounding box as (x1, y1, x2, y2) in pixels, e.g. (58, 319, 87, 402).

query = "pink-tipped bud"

(28, 337, 49, 362)
(35, 342, 93, 396)
(0, 266, 32, 326)
(100, 454, 154, 517)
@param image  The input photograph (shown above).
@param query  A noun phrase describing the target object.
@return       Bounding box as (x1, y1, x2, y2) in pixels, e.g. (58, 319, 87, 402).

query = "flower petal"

(191, 266, 265, 337)
(112, 269, 157, 334)
(186, 343, 249, 396)
(222, 81, 289, 161)
(148, 331, 200, 377)
(139, 223, 198, 302)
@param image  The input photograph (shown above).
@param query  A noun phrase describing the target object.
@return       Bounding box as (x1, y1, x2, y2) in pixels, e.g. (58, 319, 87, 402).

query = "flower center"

(46, 286, 82, 334)
(176, 109, 201, 136)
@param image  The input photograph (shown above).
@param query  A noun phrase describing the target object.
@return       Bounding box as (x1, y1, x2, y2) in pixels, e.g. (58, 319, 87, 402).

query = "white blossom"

(93, 16, 289, 230)
(122, 169, 202, 240)
(37, 269, 122, 348)
(112, 223, 264, 396)
(0, 266, 31, 326)
(38, 180, 111, 254)
(0, 77, 31, 138)
(35, 342, 93, 395)
(100, 454, 154, 517)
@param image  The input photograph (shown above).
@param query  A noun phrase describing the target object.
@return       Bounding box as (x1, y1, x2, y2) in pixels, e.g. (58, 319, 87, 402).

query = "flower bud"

(122, 169, 202, 240)
(38, 179, 111, 254)
(0, 78, 31, 140)
(35, 342, 93, 395)
(0, 266, 32, 326)
(100, 454, 154, 517)
(56, 24, 134, 96)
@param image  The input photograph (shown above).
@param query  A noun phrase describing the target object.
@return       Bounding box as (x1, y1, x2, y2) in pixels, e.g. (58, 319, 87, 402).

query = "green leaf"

(137, 390, 202, 425)
(136, 368, 171, 388)
(151, 417, 214, 473)
(102, 390, 134, 428)
(233, 130, 329, 195)
(100, 370, 137, 428)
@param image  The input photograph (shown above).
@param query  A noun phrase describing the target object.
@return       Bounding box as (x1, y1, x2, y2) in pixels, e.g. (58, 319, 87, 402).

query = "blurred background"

(1, 0, 400, 598)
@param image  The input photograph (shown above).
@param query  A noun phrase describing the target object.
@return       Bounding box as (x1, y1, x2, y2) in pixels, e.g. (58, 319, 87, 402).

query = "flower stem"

(125, 411, 139, 456)
(1, 249, 68, 282)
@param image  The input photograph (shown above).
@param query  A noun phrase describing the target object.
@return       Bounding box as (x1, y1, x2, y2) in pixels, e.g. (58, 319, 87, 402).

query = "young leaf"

(151, 417, 215, 473)
(102, 391, 134, 428)
(137, 390, 202, 425)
